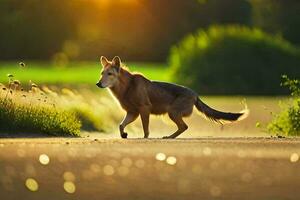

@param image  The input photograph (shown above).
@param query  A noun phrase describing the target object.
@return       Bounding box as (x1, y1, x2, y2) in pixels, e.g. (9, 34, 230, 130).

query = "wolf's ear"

(112, 56, 121, 67)
(100, 56, 109, 67)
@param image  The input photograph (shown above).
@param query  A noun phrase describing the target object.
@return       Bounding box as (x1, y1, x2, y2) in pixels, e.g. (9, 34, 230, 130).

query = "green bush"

(268, 76, 300, 136)
(169, 25, 300, 95)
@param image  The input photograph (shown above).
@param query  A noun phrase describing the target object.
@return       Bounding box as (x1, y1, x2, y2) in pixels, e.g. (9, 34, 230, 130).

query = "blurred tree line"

(0, 0, 299, 61)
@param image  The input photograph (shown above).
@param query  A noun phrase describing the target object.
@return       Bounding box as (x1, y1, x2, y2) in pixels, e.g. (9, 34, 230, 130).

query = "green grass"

(0, 62, 169, 85)
(0, 87, 81, 137)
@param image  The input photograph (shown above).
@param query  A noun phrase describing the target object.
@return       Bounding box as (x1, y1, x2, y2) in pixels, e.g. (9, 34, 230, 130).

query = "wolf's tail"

(194, 98, 249, 124)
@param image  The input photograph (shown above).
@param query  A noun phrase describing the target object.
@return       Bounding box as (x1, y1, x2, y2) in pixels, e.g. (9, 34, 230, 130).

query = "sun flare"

(94, 0, 140, 7)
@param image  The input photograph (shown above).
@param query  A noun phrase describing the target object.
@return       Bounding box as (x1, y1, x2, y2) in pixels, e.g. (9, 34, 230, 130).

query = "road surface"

(0, 137, 299, 200)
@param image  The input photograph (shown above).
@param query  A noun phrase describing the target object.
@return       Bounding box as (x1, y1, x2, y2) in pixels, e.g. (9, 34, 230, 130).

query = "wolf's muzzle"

(96, 82, 104, 88)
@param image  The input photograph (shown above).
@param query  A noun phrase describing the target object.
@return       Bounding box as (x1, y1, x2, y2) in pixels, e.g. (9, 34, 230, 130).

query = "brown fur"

(97, 56, 248, 139)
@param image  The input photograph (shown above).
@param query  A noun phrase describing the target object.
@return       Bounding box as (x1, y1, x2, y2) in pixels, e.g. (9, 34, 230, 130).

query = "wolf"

(96, 56, 249, 139)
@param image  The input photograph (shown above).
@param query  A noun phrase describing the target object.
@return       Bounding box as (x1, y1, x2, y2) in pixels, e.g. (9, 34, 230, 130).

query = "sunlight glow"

(94, 0, 140, 8)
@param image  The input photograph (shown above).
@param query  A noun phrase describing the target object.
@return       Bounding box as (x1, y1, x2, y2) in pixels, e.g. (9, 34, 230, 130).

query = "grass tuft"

(0, 78, 81, 137)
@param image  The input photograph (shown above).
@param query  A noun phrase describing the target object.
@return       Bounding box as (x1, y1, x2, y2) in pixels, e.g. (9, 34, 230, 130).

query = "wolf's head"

(96, 56, 122, 88)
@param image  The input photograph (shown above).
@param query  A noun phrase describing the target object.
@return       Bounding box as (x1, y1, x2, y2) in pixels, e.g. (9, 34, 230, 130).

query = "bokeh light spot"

(290, 153, 299, 163)
(39, 154, 50, 165)
(25, 178, 39, 192)
(121, 157, 133, 167)
(63, 181, 76, 194)
(155, 153, 166, 161)
(103, 165, 115, 176)
(63, 171, 76, 182)
(166, 156, 177, 165)
(203, 147, 212, 156)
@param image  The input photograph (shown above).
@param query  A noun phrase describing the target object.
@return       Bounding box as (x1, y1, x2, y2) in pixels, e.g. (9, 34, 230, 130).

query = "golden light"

(155, 153, 166, 161)
(121, 157, 133, 167)
(119, 0, 140, 4)
(94, 0, 140, 8)
(203, 147, 212, 156)
(117, 166, 129, 177)
(166, 156, 177, 165)
(63, 171, 76, 182)
(103, 165, 115, 176)
(63, 181, 76, 194)
(25, 178, 39, 192)
(290, 153, 299, 163)
(134, 159, 145, 168)
(39, 154, 50, 165)
(210, 186, 222, 197)
(90, 163, 101, 173)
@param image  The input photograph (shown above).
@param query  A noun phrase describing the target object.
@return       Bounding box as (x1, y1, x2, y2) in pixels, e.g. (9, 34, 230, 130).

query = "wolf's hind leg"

(140, 107, 150, 138)
(163, 113, 188, 139)
(163, 97, 193, 139)
(119, 112, 138, 138)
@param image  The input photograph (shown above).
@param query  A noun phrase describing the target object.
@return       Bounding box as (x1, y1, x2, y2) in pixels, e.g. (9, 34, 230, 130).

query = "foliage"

(197, 0, 251, 26)
(169, 25, 300, 95)
(268, 76, 300, 136)
(250, 0, 300, 45)
(280, 75, 300, 97)
(0, 81, 81, 136)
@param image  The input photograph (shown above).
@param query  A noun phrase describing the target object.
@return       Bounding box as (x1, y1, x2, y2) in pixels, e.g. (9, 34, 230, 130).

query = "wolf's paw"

(162, 136, 174, 139)
(121, 133, 128, 139)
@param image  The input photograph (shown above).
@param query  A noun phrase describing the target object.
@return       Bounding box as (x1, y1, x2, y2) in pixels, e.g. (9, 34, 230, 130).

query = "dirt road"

(0, 137, 299, 200)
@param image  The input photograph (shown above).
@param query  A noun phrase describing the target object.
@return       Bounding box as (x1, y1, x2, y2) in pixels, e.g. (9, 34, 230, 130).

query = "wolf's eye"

(107, 72, 113, 76)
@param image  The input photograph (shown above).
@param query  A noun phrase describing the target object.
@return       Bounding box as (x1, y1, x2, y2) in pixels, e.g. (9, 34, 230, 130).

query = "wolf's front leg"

(119, 112, 138, 138)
